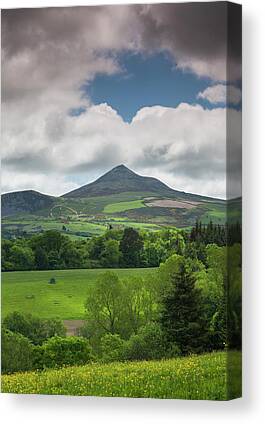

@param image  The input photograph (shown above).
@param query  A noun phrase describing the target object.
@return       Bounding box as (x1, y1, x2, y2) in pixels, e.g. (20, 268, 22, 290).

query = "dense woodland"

(1, 221, 241, 272)
(2, 222, 241, 374)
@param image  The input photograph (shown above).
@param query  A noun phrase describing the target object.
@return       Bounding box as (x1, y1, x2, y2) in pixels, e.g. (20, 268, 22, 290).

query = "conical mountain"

(63, 164, 179, 198)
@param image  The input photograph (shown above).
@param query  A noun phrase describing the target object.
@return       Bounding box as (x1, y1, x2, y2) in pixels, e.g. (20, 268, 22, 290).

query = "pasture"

(2, 215, 160, 240)
(1, 351, 242, 400)
(104, 200, 145, 213)
(1, 268, 155, 320)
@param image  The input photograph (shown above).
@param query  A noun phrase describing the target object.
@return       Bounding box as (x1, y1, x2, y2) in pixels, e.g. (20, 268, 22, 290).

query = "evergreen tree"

(160, 258, 208, 354)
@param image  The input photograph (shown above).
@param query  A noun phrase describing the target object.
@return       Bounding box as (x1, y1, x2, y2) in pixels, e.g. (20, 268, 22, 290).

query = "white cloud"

(1, 6, 242, 200)
(198, 84, 242, 105)
(2, 102, 242, 199)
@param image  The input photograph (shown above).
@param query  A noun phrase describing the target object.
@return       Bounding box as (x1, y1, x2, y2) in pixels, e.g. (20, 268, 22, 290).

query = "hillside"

(62, 164, 213, 201)
(1, 165, 231, 237)
(1, 190, 55, 217)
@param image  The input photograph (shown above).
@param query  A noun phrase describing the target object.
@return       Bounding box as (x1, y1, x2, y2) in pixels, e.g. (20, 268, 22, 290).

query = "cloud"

(1, 5, 242, 199)
(198, 84, 242, 105)
(2, 3, 241, 107)
(137, 2, 241, 81)
(2, 101, 241, 199)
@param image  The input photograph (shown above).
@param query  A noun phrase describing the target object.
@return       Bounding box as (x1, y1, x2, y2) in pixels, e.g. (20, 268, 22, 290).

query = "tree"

(100, 239, 120, 268)
(100, 333, 125, 362)
(48, 250, 62, 269)
(35, 246, 49, 270)
(159, 255, 208, 354)
(1, 328, 35, 373)
(60, 242, 82, 268)
(123, 323, 167, 361)
(37, 230, 64, 253)
(122, 277, 158, 334)
(85, 272, 125, 339)
(89, 236, 105, 261)
(3, 312, 66, 345)
(1, 239, 14, 271)
(40, 336, 94, 368)
(9, 244, 34, 270)
(120, 227, 143, 267)
(84, 271, 160, 350)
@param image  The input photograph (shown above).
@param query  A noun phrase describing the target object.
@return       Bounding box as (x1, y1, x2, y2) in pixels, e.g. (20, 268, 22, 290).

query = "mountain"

(1, 190, 55, 217)
(1, 166, 224, 223)
(63, 164, 206, 200)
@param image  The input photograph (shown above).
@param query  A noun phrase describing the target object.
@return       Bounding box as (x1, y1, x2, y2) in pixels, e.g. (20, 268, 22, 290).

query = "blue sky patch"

(84, 52, 215, 122)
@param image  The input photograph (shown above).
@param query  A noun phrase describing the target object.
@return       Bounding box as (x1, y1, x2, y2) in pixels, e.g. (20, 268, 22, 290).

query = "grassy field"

(104, 200, 145, 213)
(1, 351, 242, 399)
(2, 191, 231, 240)
(1, 268, 155, 320)
(2, 215, 161, 239)
(2, 218, 108, 233)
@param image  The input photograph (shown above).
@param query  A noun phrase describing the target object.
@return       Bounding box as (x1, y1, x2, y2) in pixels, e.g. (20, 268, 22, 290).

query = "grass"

(2, 215, 160, 239)
(62, 192, 153, 215)
(1, 351, 242, 400)
(104, 200, 145, 213)
(2, 218, 107, 234)
(1, 268, 155, 320)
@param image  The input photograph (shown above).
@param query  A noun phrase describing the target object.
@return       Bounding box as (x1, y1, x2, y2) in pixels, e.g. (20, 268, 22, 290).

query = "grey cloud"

(133, 144, 171, 168)
(67, 143, 123, 176)
(3, 150, 54, 174)
(2, 3, 241, 96)
(1, 5, 242, 198)
(136, 2, 241, 80)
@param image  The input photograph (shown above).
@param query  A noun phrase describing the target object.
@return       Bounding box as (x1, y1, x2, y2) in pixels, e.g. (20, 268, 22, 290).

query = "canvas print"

(1, 2, 242, 400)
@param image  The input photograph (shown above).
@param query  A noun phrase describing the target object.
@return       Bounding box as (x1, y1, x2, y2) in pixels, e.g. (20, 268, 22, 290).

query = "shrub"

(1, 328, 35, 374)
(40, 336, 94, 368)
(100, 334, 125, 362)
(3, 312, 66, 345)
(124, 323, 167, 361)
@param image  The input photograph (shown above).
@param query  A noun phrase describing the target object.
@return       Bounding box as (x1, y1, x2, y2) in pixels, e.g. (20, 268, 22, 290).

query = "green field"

(2, 190, 231, 241)
(104, 200, 145, 213)
(1, 268, 155, 320)
(2, 218, 108, 233)
(1, 351, 242, 399)
(2, 215, 161, 240)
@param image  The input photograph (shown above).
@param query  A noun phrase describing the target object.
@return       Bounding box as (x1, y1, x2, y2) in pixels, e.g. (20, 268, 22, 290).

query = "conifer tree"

(160, 258, 208, 354)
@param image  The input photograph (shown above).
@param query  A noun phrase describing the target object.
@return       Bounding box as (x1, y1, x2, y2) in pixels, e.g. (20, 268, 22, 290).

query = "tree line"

(1, 221, 241, 272)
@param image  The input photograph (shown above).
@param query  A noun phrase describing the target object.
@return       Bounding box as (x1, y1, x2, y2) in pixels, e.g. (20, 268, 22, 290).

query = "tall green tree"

(120, 227, 143, 267)
(9, 244, 35, 270)
(100, 239, 120, 267)
(85, 272, 125, 338)
(159, 255, 208, 354)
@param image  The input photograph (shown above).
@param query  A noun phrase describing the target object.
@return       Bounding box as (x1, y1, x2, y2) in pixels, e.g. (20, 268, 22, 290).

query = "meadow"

(104, 200, 145, 213)
(2, 215, 160, 240)
(1, 268, 155, 320)
(1, 351, 242, 400)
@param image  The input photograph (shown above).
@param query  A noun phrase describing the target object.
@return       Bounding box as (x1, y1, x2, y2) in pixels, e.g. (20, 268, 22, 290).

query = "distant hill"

(62, 164, 213, 201)
(1, 166, 224, 223)
(1, 190, 55, 217)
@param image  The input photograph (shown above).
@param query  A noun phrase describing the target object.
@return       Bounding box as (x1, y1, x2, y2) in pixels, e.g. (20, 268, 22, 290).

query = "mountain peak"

(106, 164, 135, 176)
(63, 164, 174, 198)
(109, 164, 134, 173)
(114, 164, 128, 170)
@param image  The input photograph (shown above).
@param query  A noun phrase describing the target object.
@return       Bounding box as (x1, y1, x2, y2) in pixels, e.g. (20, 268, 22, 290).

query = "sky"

(1, 3, 242, 199)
